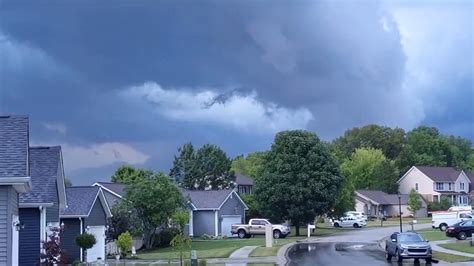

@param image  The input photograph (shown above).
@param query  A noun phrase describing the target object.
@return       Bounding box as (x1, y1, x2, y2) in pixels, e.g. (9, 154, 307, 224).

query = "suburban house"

(235, 173, 253, 195)
(355, 190, 428, 218)
(0, 115, 32, 266)
(60, 186, 112, 262)
(19, 146, 67, 266)
(398, 166, 472, 205)
(93, 182, 249, 237)
(182, 189, 248, 237)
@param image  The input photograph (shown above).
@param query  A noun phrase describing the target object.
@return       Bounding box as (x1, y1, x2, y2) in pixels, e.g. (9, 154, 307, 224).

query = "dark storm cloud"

(0, 0, 471, 184)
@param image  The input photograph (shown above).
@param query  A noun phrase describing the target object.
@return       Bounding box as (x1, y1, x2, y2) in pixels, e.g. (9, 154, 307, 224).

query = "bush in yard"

(116, 231, 133, 258)
(75, 233, 96, 262)
(198, 259, 207, 266)
(40, 226, 72, 264)
(200, 234, 212, 240)
(153, 228, 180, 247)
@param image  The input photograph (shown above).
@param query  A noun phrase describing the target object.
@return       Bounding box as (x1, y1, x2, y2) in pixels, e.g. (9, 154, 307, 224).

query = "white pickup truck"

(432, 211, 472, 231)
(231, 218, 291, 239)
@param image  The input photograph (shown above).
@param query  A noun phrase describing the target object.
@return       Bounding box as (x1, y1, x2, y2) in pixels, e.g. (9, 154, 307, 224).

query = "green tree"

(254, 130, 343, 236)
(332, 124, 406, 161)
(407, 188, 422, 217)
(332, 177, 355, 216)
(107, 203, 141, 241)
(116, 231, 132, 258)
(169, 143, 198, 186)
(171, 143, 235, 190)
(240, 194, 261, 221)
(170, 210, 191, 266)
(75, 233, 96, 262)
(341, 147, 399, 193)
(231, 152, 268, 179)
(123, 171, 183, 249)
(111, 165, 150, 184)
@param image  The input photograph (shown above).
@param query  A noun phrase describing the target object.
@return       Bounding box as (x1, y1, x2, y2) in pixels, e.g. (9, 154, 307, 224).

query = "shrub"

(116, 231, 133, 258)
(198, 259, 207, 266)
(153, 228, 180, 248)
(75, 233, 96, 262)
(200, 234, 212, 240)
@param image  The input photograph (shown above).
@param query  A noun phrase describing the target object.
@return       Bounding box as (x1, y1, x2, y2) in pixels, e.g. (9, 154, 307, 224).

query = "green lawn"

(433, 251, 474, 263)
(439, 242, 474, 254)
(366, 217, 432, 227)
(416, 228, 449, 241)
(138, 236, 303, 260)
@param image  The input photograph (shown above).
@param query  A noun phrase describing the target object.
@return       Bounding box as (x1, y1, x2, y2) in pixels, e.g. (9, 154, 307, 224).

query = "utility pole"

(398, 192, 402, 233)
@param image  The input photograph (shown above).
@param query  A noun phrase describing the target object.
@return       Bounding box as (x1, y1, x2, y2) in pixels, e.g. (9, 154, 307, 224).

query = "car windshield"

(398, 234, 423, 242)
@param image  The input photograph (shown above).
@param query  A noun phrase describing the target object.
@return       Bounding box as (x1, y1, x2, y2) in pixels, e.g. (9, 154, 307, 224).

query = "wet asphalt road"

(287, 242, 434, 266)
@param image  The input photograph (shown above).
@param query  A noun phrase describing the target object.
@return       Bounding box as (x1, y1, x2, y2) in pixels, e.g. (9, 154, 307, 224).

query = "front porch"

(433, 192, 470, 206)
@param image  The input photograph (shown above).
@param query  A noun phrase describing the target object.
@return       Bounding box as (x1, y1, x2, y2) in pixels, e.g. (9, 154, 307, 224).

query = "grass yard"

(138, 236, 303, 260)
(433, 251, 474, 263)
(366, 217, 432, 227)
(439, 242, 474, 254)
(416, 228, 449, 241)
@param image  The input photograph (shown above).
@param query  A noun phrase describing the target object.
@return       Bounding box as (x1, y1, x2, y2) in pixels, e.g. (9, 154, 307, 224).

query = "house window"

(433, 195, 439, 202)
(436, 182, 444, 191)
(460, 183, 465, 191)
(448, 183, 453, 191)
(415, 183, 419, 192)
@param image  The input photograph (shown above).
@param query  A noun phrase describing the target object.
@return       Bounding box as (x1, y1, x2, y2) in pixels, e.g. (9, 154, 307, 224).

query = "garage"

(221, 215, 242, 237)
(86, 226, 106, 262)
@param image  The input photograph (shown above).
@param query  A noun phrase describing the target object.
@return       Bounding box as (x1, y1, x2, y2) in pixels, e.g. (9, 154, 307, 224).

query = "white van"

(432, 211, 472, 231)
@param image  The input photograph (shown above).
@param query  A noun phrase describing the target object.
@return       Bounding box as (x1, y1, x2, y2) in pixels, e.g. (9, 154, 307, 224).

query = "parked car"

(446, 220, 474, 240)
(345, 211, 367, 221)
(432, 211, 472, 231)
(332, 216, 366, 228)
(385, 232, 432, 263)
(231, 218, 291, 239)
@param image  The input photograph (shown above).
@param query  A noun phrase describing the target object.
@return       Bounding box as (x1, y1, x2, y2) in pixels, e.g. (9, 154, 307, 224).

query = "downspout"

(79, 218, 83, 262)
(214, 210, 219, 237)
(189, 210, 194, 237)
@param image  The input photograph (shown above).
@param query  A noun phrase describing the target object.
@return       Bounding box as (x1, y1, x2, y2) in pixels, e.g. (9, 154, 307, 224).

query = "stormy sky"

(0, 0, 472, 185)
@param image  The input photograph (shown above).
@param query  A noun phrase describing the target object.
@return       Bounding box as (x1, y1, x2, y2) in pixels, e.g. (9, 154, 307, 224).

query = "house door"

(221, 215, 242, 237)
(12, 215, 19, 266)
(86, 226, 106, 262)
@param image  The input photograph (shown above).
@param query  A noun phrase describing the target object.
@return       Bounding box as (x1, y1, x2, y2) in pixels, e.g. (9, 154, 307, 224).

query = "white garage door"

(86, 226, 106, 262)
(221, 215, 242, 237)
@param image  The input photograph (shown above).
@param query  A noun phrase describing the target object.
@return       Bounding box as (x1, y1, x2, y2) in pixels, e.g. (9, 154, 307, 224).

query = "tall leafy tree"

(194, 144, 235, 189)
(169, 142, 198, 186)
(254, 130, 343, 236)
(123, 171, 183, 249)
(111, 165, 149, 184)
(341, 147, 399, 193)
(170, 143, 235, 190)
(231, 151, 268, 179)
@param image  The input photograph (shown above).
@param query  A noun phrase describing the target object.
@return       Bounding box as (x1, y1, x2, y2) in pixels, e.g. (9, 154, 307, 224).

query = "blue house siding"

(19, 208, 41, 266)
(60, 218, 81, 262)
(0, 187, 10, 265)
(218, 193, 245, 234)
(193, 211, 215, 236)
(84, 198, 107, 227)
(46, 185, 60, 223)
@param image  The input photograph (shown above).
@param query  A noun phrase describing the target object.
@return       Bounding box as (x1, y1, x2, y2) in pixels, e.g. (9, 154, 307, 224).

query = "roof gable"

(356, 190, 410, 205)
(94, 182, 125, 198)
(0, 115, 29, 178)
(182, 189, 237, 210)
(20, 146, 61, 204)
(61, 186, 100, 216)
(416, 166, 462, 182)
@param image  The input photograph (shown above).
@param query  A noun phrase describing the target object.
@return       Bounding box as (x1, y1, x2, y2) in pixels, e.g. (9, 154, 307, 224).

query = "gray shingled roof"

(61, 186, 100, 216)
(20, 146, 61, 204)
(466, 171, 474, 192)
(235, 174, 253, 186)
(96, 182, 125, 196)
(181, 189, 234, 209)
(416, 166, 462, 182)
(0, 115, 29, 177)
(356, 190, 409, 205)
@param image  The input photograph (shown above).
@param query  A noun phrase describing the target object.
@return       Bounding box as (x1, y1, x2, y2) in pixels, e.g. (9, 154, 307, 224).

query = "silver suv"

(385, 232, 432, 263)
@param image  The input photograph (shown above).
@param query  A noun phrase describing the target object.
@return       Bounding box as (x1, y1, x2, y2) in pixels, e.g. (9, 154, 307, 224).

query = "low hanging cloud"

(125, 82, 313, 133)
(42, 122, 67, 135)
(33, 142, 149, 172)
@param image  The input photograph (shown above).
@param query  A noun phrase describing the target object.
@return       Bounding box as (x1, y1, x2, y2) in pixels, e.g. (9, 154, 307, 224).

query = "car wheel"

(353, 223, 359, 228)
(245, 234, 252, 239)
(237, 229, 246, 239)
(457, 231, 467, 240)
(273, 230, 281, 239)
(396, 249, 403, 263)
(334, 222, 340, 228)
(439, 223, 448, 231)
(385, 248, 392, 261)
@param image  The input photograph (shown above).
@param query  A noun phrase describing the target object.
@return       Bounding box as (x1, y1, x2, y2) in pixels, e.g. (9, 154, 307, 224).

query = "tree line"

(108, 124, 473, 238)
